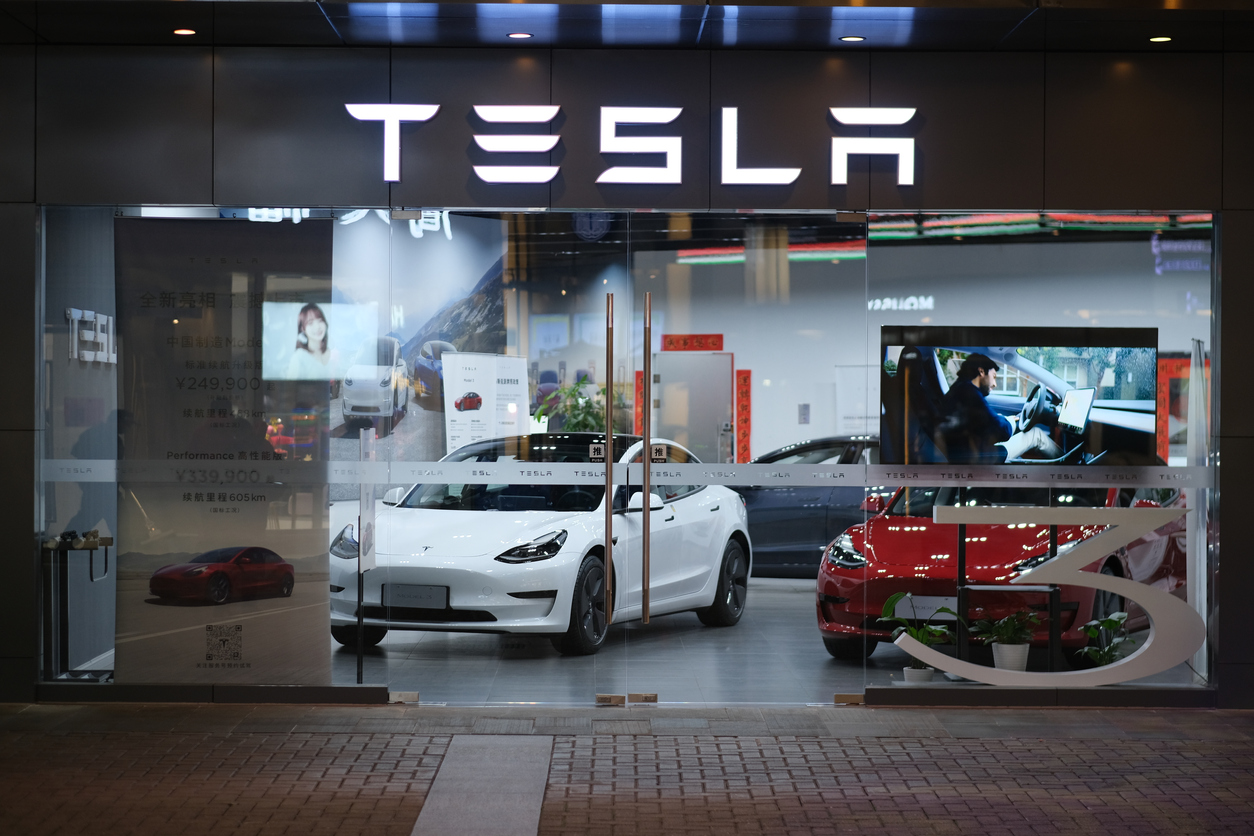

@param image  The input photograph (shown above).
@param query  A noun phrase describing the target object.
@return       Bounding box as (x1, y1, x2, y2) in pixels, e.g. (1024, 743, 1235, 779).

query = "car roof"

(754, 436, 879, 463)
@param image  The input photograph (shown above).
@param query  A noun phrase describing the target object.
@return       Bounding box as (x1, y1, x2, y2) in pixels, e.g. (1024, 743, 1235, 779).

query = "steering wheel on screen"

(1017, 384, 1050, 432)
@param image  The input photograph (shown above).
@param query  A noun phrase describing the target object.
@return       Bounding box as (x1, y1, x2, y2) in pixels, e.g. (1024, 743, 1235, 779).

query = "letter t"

(345, 104, 441, 182)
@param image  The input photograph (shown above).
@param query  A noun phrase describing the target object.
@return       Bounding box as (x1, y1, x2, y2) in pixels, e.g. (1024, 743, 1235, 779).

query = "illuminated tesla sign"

(346, 103, 917, 186)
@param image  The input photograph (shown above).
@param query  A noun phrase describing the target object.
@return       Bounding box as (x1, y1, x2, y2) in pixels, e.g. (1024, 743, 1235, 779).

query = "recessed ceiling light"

(840, 36, 866, 42)
(173, 29, 196, 36)
(507, 32, 533, 39)
(1150, 36, 1172, 43)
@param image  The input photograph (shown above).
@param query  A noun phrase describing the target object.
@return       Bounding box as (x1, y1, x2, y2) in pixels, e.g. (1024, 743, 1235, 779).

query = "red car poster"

(111, 219, 332, 685)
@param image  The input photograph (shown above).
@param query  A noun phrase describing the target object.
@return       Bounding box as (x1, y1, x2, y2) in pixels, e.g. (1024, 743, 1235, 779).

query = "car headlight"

(345, 377, 354, 386)
(380, 378, 390, 387)
(330, 524, 359, 559)
(184, 566, 208, 576)
(495, 530, 568, 564)
(1014, 539, 1077, 572)
(826, 532, 867, 569)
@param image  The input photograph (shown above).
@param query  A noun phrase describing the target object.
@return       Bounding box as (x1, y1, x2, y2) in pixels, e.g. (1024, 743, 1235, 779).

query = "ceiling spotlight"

(1150, 36, 1172, 43)
(840, 36, 866, 42)
(173, 28, 196, 36)
(507, 32, 533, 39)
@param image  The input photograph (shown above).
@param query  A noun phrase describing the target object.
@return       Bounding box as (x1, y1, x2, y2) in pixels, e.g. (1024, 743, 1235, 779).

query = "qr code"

(206, 624, 243, 661)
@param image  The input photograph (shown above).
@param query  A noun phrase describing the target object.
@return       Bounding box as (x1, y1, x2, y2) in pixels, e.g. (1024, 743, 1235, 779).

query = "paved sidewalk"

(1, 703, 1252, 835)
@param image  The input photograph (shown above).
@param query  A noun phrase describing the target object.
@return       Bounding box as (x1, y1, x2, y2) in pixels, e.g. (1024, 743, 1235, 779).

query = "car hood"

(151, 562, 216, 578)
(375, 507, 588, 557)
(346, 364, 392, 384)
(861, 516, 1088, 570)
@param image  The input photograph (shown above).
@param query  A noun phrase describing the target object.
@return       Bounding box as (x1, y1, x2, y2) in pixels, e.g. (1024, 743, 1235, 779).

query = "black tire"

(279, 575, 294, 598)
(1072, 564, 1123, 669)
(331, 625, 388, 648)
(207, 574, 231, 605)
(697, 539, 749, 627)
(552, 555, 609, 656)
(823, 635, 879, 661)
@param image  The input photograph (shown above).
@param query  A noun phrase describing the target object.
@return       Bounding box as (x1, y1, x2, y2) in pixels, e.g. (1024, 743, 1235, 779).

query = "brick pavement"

(542, 736, 1254, 835)
(1, 704, 1252, 836)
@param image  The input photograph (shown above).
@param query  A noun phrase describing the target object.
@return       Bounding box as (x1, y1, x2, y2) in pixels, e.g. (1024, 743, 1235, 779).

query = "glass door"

(621, 213, 873, 705)
(336, 210, 636, 704)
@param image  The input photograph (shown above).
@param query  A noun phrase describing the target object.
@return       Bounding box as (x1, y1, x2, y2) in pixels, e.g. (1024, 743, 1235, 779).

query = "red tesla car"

(816, 485, 1187, 660)
(149, 546, 295, 604)
(455, 391, 483, 411)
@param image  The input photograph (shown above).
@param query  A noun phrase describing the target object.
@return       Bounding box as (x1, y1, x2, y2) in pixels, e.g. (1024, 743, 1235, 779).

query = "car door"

(740, 441, 843, 573)
(613, 450, 686, 609)
(658, 445, 720, 599)
(234, 548, 265, 591)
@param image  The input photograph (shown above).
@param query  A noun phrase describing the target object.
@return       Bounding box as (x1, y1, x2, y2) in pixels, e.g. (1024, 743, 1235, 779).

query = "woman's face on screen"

(304, 314, 327, 345)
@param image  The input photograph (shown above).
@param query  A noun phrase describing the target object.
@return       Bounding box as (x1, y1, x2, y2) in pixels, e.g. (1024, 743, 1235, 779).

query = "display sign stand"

(955, 520, 1063, 671)
(41, 535, 113, 681)
(358, 428, 378, 684)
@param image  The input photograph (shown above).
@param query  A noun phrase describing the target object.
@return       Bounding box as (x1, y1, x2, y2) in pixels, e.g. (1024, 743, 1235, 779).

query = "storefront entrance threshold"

(36, 682, 389, 705)
(866, 685, 1216, 709)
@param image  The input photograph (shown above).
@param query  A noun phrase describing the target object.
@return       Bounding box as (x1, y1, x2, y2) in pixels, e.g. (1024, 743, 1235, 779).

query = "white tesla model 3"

(328, 433, 752, 654)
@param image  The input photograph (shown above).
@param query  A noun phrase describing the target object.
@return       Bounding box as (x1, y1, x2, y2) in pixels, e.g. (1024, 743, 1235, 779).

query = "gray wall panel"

(0, 202, 37, 699)
(1224, 54, 1254, 210)
(0, 203, 36, 432)
(0, 47, 33, 202)
(1216, 212, 1254, 438)
(1216, 434, 1254, 671)
(0, 658, 36, 702)
(551, 50, 709, 210)
(1044, 53, 1222, 210)
(0, 430, 37, 673)
(214, 47, 389, 208)
(390, 48, 551, 209)
(869, 52, 1044, 211)
(709, 51, 869, 211)
(36, 47, 213, 205)
(1216, 214, 1254, 705)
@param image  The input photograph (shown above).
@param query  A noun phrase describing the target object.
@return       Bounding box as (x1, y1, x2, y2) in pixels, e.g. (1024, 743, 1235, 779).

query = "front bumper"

(328, 550, 578, 633)
(150, 574, 209, 599)
(816, 571, 1088, 647)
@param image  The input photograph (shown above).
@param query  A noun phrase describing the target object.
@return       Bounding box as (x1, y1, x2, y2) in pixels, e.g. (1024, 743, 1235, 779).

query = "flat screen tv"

(880, 326, 1157, 466)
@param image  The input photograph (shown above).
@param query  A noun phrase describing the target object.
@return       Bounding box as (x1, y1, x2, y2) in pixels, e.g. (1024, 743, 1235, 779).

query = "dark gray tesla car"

(733, 436, 884, 578)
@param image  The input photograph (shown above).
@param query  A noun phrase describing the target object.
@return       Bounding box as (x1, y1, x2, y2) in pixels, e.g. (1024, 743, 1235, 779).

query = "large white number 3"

(892, 506, 1206, 687)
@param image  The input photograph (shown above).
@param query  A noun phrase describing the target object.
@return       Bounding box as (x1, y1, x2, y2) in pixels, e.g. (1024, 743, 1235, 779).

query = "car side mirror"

(383, 487, 405, 506)
(860, 495, 886, 513)
(626, 492, 665, 512)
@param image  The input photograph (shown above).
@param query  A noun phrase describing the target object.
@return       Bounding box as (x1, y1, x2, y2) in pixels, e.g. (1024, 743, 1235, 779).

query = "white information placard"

(442, 353, 529, 455)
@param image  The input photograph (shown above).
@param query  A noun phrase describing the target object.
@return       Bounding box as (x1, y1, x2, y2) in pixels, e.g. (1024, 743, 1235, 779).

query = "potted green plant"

(879, 591, 960, 683)
(1075, 611, 1137, 667)
(535, 375, 627, 433)
(970, 610, 1041, 671)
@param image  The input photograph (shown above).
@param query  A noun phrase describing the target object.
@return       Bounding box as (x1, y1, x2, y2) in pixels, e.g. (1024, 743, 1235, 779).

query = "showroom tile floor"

(330, 579, 1194, 704)
(3, 703, 1252, 836)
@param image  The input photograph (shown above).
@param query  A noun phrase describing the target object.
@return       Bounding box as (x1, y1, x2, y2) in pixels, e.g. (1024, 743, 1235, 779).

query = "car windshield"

(190, 547, 242, 564)
(887, 486, 1110, 517)
(400, 434, 639, 513)
(764, 444, 846, 464)
(423, 341, 454, 361)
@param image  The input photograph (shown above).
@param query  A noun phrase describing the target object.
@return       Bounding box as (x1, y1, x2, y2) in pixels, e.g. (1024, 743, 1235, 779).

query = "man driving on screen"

(937, 353, 1061, 464)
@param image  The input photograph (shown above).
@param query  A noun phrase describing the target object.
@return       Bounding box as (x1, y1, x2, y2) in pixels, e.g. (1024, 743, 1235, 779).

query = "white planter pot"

(991, 642, 1030, 671)
(902, 666, 935, 683)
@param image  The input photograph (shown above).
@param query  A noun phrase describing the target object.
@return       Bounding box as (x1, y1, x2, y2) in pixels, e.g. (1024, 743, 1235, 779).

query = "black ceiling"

(0, 2, 1249, 50)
